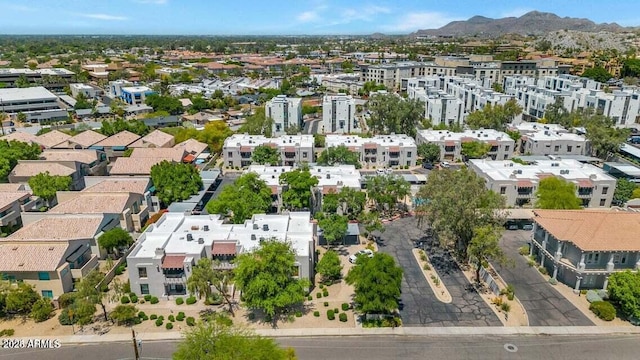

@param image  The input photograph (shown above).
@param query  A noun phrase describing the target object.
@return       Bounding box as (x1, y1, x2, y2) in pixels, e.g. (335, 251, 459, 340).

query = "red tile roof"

(212, 242, 237, 256)
(161, 255, 185, 269)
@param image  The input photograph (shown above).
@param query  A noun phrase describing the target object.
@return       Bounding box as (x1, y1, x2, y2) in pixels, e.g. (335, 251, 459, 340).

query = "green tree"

(607, 270, 640, 320)
(172, 121, 232, 154)
(582, 66, 613, 83)
(238, 108, 274, 137)
(461, 141, 491, 159)
(314, 134, 326, 148)
(365, 174, 410, 216)
(632, 188, 640, 199)
(30, 298, 54, 323)
(187, 257, 215, 300)
(206, 173, 272, 224)
(543, 97, 571, 127)
(535, 176, 582, 209)
(316, 212, 348, 246)
(583, 113, 629, 159)
(367, 93, 424, 137)
(613, 178, 637, 205)
(16, 112, 27, 123)
(234, 240, 309, 321)
(27, 172, 72, 206)
(417, 143, 441, 163)
(110, 304, 138, 326)
(97, 227, 133, 255)
(0, 140, 42, 181)
(15, 74, 31, 88)
(100, 119, 150, 136)
(491, 83, 504, 93)
(317, 145, 361, 168)
(76, 270, 108, 322)
(345, 253, 403, 314)
(144, 94, 184, 115)
(316, 250, 342, 284)
(279, 169, 318, 210)
(416, 167, 505, 259)
(5, 283, 40, 314)
(467, 225, 508, 284)
(465, 99, 522, 131)
(150, 161, 203, 206)
(173, 321, 294, 360)
(324, 187, 367, 220)
(358, 211, 385, 240)
(505, 129, 521, 143)
(251, 145, 281, 166)
(622, 58, 640, 77)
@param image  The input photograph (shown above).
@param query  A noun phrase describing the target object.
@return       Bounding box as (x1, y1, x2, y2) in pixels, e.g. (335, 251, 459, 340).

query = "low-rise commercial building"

(0, 87, 68, 124)
(120, 86, 155, 105)
(325, 134, 417, 168)
(223, 134, 314, 168)
(70, 83, 103, 99)
(416, 129, 515, 161)
(468, 158, 616, 208)
(127, 212, 315, 297)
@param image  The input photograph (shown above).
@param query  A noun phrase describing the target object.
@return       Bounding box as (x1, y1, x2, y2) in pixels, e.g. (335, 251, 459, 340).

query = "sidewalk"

(13, 326, 640, 345)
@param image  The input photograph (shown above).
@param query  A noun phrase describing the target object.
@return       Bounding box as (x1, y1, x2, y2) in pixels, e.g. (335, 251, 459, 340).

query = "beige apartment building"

(223, 134, 315, 168)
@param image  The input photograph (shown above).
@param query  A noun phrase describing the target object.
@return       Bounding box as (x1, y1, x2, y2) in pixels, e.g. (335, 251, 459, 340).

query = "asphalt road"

(3, 335, 640, 360)
(499, 231, 593, 326)
(378, 218, 501, 327)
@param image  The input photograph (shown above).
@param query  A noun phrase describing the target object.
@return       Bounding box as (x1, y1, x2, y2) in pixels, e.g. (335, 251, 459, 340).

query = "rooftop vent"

(263, 224, 269, 231)
(253, 224, 259, 230)
(186, 233, 193, 242)
(198, 238, 204, 244)
(251, 234, 256, 241)
(203, 225, 209, 231)
(326, 174, 331, 179)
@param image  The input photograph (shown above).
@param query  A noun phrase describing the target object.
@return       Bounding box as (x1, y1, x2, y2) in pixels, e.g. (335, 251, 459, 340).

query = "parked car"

(440, 161, 451, 168)
(349, 249, 374, 263)
(422, 162, 434, 170)
(376, 168, 386, 175)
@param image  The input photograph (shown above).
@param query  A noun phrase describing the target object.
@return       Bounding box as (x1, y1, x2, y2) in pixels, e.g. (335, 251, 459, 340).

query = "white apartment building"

(325, 134, 417, 168)
(70, 83, 103, 99)
(322, 95, 358, 134)
(127, 212, 315, 297)
(108, 80, 134, 98)
(265, 95, 303, 136)
(409, 83, 464, 127)
(509, 122, 589, 156)
(468, 158, 616, 208)
(416, 129, 515, 162)
(317, 73, 363, 94)
(0, 87, 68, 124)
(223, 134, 314, 168)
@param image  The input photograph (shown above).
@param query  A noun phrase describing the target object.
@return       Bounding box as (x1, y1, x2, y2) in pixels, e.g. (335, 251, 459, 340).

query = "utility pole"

(132, 328, 140, 360)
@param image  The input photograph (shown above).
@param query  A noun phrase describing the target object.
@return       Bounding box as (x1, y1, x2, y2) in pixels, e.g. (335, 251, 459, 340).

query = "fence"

(479, 266, 501, 296)
(95, 242, 137, 291)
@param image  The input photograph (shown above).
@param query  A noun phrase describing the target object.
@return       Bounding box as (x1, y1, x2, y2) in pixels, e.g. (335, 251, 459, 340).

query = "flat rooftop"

(511, 122, 568, 134)
(325, 134, 416, 148)
(225, 134, 314, 148)
(417, 129, 513, 143)
(246, 165, 361, 189)
(0, 86, 57, 102)
(470, 158, 615, 183)
(121, 86, 153, 93)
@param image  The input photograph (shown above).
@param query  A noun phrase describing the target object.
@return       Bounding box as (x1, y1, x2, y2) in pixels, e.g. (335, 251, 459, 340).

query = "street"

(1, 335, 640, 360)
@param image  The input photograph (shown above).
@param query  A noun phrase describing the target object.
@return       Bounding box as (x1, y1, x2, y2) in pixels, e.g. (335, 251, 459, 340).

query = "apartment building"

(468, 158, 616, 208)
(318, 73, 363, 94)
(408, 83, 465, 127)
(531, 210, 640, 290)
(52, 130, 107, 149)
(129, 129, 175, 148)
(325, 134, 417, 168)
(322, 95, 358, 134)
(127, 212, 315, 297)
(416, 129, 515, 161)
(91, 130, 142, 161)
(223, 134, 314, 168)
(69, 83, 103, 99)
(265, 95, 303, 136)
(120, 86, 155, 105)
(0, 87, 68, 124)
(509, 122, 589, 156)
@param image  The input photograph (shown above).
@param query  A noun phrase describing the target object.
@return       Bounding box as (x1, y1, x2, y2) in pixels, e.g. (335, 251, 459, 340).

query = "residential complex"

(223, 134, 314, 168)
(69, 83, 103, 99)
(322, 95, 358, 134)
(416, 129, 515, 161)
(265, 95, 303, 136)
(325, 134, 417, 168)
(468, 158, 616, 208)
(509, 122, 590, 156)
(531, 210, 640, 290)
(127, 212, 315, 297)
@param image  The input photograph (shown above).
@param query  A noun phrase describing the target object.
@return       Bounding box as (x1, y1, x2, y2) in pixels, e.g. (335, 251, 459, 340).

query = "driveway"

(377, 217, 501, 327)
(499, 231, 593, 326)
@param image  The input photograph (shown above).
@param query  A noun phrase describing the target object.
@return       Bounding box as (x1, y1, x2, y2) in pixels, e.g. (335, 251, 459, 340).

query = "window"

(500, 186, 506, 195)
(138, 267, 148, 279)
(567, 145, 572, 152)
(38, 272, 50, 281)
(227, 152, 232, 158)
(600, 199, 606, 206)
(41, 290, 53, 299)
(140, 284, 150, 295)
(302, 152, 308, 158)
(602, 187, 609, 195)
(586, 253, 600, 264)
(613, 254, 627, 264)
(505, 145, 510, 152)
(407, 151, 412, 157)
(554, 145, 560, 152)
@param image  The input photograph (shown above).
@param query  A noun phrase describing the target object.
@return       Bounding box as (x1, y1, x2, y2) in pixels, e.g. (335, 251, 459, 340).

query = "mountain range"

(411, 11, 629, 37)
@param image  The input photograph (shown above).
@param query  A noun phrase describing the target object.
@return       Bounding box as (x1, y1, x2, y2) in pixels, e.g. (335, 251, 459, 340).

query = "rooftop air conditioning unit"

(253, 224, 259, 230)
(251, 234, 256, 241)
(198, 238, 204, 244)
(263, 224, 269, 231)
(186, 234, 193, 242)
(203, 225, 209, 231)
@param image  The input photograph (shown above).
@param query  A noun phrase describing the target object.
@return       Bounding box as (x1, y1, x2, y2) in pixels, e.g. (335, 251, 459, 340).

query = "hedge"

(590, 301, 616, 321)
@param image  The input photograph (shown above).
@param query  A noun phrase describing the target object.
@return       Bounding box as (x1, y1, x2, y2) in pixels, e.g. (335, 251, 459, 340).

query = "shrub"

(144, 294, 152, 301)
(150, 314, 158, 320)
(339, 313, 348, 322)
(30, 298, 54, 323)
(155, 319, 163, 327)
(264, 314, 272, 323)
(114, 264, 126, 276)
(590, 301, 616, 321)
(166, 322, 173, 330)
(324, 302, 329, 307)
(313, 311, 320, 317)
(168, 315, 175, 322)
(186, 317, 195, 326)
(341, 303, 349, 311)
(419, 253, 427, 261)
(327, 310, 335, 320)
(334, 308, 339, 314)
(57, 292, 78, 309)
(0, 329, 15, 337)
(175, 297, 184, 305)
(527, 259, 536, 267)
(150, 297, 159, 304)
(307, 295, 312, 301)
(507, 293, 514, 301)
(186, 296, 197, 305)
(548, 278, 558, 285)
(322, 289, 329, 297)
(586, 290, 603, 303)
(491, 297, 503, 306)
(580, 289, 588, 295)
(423, 264, 431, 271)
(138, 311, 146, 318)
(130, 294, 138, 304)
(501, 302, 511, 313)
(295, 311, 302, 317)
(518, 246, 530, 256)
(158, 315, 164, 321)
(319, 284, 324, 289)
(538, 266, 548, 275)
(121, 296, 131, 304)
(316, 293, 322, 299)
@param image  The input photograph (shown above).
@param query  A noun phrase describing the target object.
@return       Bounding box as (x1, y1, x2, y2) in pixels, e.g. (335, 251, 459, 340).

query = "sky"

(1, 0, 640, 35)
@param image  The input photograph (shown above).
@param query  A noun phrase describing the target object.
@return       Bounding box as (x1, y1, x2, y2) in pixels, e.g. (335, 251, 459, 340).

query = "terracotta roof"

(49, 193, 132, 214)
(0, 184, 25, 192)
(388, 146, 400, 152)
(534, 210, 640, 251)
(0, 192, 30, 211)
(173, 139, 208, 156)
(322, 185, 338, 195)
(517, 180, 533, 188)
(240, 146, 252, 152)
(83, 179, 150, 194)
(109, 157, 173, 175)
(11, 162, 76, 177)
(0, 244, 68, 272)
(35, 130, 72, 148)
(130, 148, 185, 162)
(212, 242, 237, 256)
(53, 130, 106, 149)
(129, 130, 174, 148)
(576, 179, 594, 188)
(6, 215, 104, 241)
(444, 140, 456, 146)
(364, 143, 377, 149)
(93, 130, 141, 147)
(183, 154, 196, 163)
(1, 132, 37, 144)
(460, 137, 475, 143)
(162, 255, 185, 269)
(40, 149, 100, 164)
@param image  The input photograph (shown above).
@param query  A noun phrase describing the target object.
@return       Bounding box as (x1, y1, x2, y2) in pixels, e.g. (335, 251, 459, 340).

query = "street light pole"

(132, 328, 140, 360)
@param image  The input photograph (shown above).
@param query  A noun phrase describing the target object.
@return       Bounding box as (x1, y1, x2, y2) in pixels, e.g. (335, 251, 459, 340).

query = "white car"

(349, 249, 374, 263)
(376, 168, 386, 175)
(440, 161, 451, 168)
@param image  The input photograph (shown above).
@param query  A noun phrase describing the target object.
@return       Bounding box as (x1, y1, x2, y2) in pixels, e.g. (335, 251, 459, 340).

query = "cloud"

(500, 8, 534, 18)
(133, 0, 168, 4)
(315, 4, 391, 28)
(297, 10, 321, 23)
(382, 12, 463, 33)
(77, 13, 129, 21)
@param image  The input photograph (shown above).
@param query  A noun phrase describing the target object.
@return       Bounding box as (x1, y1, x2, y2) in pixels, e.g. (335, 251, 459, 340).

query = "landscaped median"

(412, 249, 452, 303)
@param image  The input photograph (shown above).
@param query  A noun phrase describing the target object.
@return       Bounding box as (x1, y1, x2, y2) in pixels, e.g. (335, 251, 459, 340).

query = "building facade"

(0, 87, 68, 124)
(223, 134, 314, 168)
(511, 123, 590, 156)
(416, 129, 515, 162)
(325, 134, 417, 168)
(120, 86, 155, 105)
(265, 95, 303, 136)
(322, 95, 358, 134)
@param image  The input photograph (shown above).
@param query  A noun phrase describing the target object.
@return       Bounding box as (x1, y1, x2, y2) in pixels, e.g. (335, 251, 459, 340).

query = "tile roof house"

(83, 177, 151, 195)
(34, 130, 72, 148)
(9, 161, 85, 191)
(39, 149, 108, 176)
(129, 147, 186, 162)
(129, 129, 175, 148)
(0, 191, 33, 229)
(92, 130, 141, 161)
(52, 130, 107, 149)
(109, 157, 175, 176)
(530, 210, 640, 291)
(1, 132, 38, 144)
(173, 139, 209, 160)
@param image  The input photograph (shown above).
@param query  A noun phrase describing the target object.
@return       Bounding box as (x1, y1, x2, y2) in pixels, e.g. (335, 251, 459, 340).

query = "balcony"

(364, 150, 377, 155)
(164, 276, 187, 284)
(164, 271, 186, 279)
(284, 152, 296, 158)
(389, 152, 400, 158)
(0, 210, 18, 226)
(444, 146, 455, 153)
(577, 189, 593, 198)
(240, 152, 251, 159)
(70, 254, 99, 279)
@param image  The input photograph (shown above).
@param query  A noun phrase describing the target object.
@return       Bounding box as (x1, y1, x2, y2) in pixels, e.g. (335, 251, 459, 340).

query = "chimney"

(253, 224, 259, 230)
(251, 234, 256, 241)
